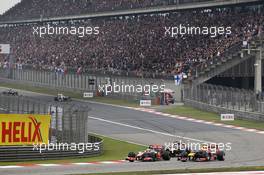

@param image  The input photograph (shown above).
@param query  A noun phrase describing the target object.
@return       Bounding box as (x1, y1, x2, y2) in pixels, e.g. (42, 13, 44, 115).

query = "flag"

(174, 74, 183, 86)
(76, 67, 82, 75)
(0, 44, 10, 54)
(258, 25, 262, 37)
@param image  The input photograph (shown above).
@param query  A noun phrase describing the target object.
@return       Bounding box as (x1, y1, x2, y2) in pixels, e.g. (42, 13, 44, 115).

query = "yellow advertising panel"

(0, 114, 51, 145)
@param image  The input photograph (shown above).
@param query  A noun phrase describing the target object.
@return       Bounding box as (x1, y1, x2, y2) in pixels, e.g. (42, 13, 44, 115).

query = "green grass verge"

(0, 135, 146, 166)
(162, 106, 264, 130)
(0, 82, 139, 107)
(81, 166, 264, 175)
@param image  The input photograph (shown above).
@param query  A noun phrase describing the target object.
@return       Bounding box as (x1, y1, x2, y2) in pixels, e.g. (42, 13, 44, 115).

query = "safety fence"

(0, 94, 90, 144)
(0, 68, 180, 102)
(184, 83, 264, 121)
(0, 94, 105, 161)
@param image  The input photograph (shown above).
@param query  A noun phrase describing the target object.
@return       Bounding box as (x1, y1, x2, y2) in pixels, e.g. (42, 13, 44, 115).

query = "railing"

(192, 42, 243, 78)
(0, 68, 171, 101)
(17, 64, 174, 80)
(184, 83, 264, 121)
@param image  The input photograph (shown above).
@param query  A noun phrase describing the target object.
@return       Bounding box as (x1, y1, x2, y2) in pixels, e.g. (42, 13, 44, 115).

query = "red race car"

(126, 144, 171, 162)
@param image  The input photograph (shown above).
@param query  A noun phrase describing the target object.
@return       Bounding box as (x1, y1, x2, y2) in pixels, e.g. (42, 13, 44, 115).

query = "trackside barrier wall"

(184, 99, 264, 121)
(0, 135, 103, 162)
(184, 83, 264, 121)
(0, 68, 182, 102)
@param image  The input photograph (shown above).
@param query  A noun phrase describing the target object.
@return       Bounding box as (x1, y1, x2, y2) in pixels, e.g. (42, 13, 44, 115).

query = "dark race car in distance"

(54, 94, 71, 102)
(2, 89, 19, 96)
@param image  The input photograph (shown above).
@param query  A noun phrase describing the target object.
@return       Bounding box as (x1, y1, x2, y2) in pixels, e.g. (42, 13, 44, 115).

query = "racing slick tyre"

(216, 151, 225, 161)
(181, 159, 187, 162)
(162, 151, 171, 161)
(127, 152, 136, 162)
(152, 153, 157, 161)
(205, 152, 211, 161)
(166, 149, 175, 157)
(128, 152, 136, 157)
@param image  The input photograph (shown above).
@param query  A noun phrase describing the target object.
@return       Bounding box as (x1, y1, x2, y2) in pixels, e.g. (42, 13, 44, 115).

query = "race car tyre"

(152, 153, 157, 161)
(216, 151, 225, 161)
(181, 158, 187, 162)
(166, 149, 174, 157)
(205, 153, 211, 161)
(162, 151, 171, 161)
(128, 152, 136, 158)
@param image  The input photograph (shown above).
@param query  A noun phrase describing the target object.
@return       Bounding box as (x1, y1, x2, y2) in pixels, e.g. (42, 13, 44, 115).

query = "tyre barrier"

(0, 135, 103, 162)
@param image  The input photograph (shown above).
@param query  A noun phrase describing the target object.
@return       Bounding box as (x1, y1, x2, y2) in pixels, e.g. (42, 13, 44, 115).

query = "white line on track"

(162, 171, 264, 175)
(89, 132, 147, 146)
(36, 164, 61, 167)
(0, 166, 23, 169)
(71, 163, 93, 165)
(88, 115, 213, 143)
(100, 161, 119, 164)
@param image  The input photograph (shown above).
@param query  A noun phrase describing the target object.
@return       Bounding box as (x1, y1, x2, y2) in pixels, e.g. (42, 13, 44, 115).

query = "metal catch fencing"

(0, 68, 175, 101)
(184, 83, 264, 120)
(0, 94, 90, 144)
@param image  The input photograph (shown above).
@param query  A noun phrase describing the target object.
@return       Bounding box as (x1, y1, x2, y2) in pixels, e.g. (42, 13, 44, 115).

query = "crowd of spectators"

(0, 6, 263, 78)
(0, 0, 214, 22)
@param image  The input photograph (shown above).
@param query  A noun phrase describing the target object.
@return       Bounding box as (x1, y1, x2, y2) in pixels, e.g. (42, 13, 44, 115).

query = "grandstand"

(0, 0, 248, 21)
(0, 5, 263, 75)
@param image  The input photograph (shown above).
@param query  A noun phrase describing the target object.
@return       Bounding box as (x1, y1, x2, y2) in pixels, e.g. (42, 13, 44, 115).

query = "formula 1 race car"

(54, 94, 71, 102)
(2, 89, 19, 96)
(178, 144, 225, 162)
(126, 144, 171, 162)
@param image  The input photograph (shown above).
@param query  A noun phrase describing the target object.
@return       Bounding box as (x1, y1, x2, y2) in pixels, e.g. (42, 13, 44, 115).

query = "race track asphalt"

(0, 87, 264, 175)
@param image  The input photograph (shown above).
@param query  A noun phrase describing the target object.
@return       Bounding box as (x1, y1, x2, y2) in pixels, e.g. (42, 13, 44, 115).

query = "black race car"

(178, 144, 225, 162)
(2, 89, 19, 96)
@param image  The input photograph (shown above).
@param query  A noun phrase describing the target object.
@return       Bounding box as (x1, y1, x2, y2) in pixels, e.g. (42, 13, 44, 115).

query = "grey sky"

(0, 0, 21, 15)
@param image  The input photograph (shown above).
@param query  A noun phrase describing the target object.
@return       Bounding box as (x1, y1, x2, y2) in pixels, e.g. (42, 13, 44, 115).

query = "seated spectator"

(0, 6, 263, 78)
